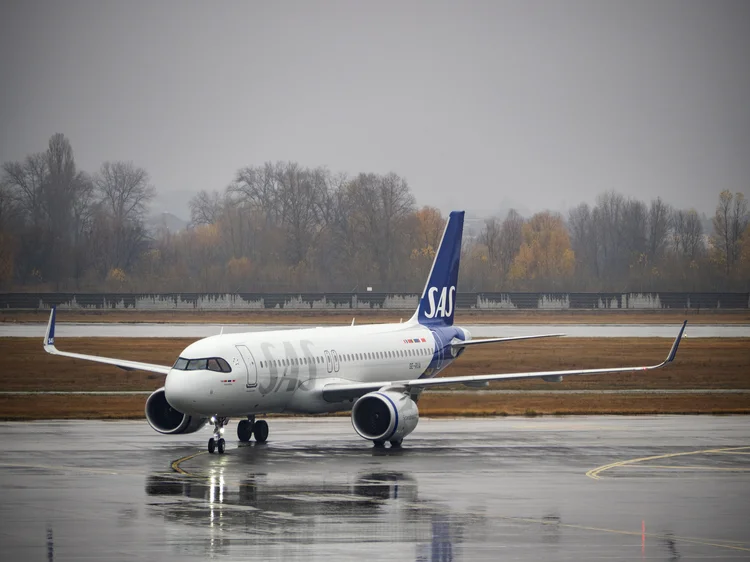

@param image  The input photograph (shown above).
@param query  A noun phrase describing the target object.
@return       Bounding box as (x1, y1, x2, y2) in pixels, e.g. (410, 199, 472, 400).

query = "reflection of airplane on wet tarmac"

(43, 211, 687, 454)
(145, 470, 471, 561)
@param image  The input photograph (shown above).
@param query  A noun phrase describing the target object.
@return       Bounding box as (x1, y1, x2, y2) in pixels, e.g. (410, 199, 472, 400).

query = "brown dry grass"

(1, 335, 748, 418)
(2, 308, 749, 325)
(1, 393, 748, 420)
(1, 337, 747, 392)
(417, 392, 750, 416)
(0, 395, 145, 420)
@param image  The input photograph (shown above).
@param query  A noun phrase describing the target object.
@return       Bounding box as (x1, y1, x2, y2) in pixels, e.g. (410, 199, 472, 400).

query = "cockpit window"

(186, 358, 207, 370)
(172, 357, 231, 373)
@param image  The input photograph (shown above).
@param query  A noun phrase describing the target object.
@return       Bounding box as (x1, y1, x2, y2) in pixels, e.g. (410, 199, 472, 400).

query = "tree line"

(1, 134, 748, 293)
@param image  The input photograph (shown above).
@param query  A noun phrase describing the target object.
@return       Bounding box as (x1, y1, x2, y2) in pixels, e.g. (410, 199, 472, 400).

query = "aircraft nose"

(164, 370, 192, 412)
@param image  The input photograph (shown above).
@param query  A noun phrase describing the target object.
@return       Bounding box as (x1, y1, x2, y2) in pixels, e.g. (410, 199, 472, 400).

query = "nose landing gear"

(208, 416, 228, 454)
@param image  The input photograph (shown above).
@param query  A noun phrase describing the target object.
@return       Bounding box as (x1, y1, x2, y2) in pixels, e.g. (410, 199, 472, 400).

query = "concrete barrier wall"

(1, 292, 747, 310)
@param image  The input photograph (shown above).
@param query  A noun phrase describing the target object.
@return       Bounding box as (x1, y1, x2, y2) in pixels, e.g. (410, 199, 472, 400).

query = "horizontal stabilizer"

(453, 333, 564, 348)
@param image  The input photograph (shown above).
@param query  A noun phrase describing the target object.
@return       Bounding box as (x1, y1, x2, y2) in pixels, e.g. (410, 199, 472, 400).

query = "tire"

(253, 420, 269, 443)
(208, 437, 216, 454)
(237, 420, 252, 442)
(373, 440, 385, 448)
(217, 438, 226, 454)
(390, 440, 403, 448)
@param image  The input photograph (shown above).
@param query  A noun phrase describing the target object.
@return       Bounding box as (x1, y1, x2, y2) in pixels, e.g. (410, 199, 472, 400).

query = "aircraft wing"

(452, 333, 564, 348)
(42, 307, 172, 375)
(322, 321, 687, 402)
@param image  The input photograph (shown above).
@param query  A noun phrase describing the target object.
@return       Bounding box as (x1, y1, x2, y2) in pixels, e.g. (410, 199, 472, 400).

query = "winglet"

(664, 320, 687, 364)
(43, 307, 57, 351)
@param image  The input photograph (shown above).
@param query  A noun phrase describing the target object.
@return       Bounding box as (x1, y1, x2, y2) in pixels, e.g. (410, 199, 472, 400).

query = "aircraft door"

(236, 345, 258, 387)
(332, 350, 340, 372)
(324, 351, 333, 373)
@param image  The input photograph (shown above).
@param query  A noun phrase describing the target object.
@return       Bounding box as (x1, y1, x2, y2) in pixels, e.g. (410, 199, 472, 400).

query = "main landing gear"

(207, 416, 228, 454)
(237, 416, 269, 444)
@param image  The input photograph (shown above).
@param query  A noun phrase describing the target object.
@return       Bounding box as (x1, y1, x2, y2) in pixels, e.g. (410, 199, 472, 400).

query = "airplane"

(42, 211, 687, 454)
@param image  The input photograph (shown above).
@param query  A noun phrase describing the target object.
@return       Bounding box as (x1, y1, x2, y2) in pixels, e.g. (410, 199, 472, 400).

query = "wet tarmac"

(2, 322, 748, 338)
(1, 417, 749, 561)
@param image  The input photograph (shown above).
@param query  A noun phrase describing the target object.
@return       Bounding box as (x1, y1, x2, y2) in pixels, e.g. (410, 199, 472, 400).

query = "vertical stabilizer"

(409, 211, 464, 327)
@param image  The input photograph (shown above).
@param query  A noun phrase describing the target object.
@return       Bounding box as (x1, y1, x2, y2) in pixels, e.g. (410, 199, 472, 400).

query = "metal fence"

(1, 292, 747, 310)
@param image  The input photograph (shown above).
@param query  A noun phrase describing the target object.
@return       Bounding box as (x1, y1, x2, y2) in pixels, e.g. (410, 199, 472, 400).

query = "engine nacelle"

(145, 388, 208, 435)
(351, 390, 419, 443)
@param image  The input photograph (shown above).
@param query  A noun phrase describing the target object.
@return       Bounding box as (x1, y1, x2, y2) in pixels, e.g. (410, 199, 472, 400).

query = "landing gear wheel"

(390, 440, 403, 448)
(237, 419, 252, 442)
(253, 420, 269, 443)
(208, 437, 216, 454)
(217, 438, 226, 454)
(373, 440, 385, 448)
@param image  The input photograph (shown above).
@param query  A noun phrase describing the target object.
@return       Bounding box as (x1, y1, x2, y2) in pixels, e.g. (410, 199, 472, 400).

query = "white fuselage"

(164, 321, 463, 417)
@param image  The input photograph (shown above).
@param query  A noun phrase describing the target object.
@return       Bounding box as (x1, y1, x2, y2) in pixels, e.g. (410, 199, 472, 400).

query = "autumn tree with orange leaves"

(509, 212, 575, 290)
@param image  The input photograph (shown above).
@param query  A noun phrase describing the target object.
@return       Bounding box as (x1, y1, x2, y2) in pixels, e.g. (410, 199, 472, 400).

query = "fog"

(1, 0, 749, 219)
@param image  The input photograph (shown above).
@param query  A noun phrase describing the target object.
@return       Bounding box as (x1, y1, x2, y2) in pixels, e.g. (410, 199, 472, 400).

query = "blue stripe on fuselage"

(419, 326, 466, 379)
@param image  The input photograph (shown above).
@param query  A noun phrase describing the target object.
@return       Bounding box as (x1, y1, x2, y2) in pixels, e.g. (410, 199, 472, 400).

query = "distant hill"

(146, 212, 188, 235)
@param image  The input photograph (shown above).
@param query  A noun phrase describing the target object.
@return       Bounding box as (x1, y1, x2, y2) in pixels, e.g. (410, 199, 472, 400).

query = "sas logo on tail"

(424, 286, 456, 318)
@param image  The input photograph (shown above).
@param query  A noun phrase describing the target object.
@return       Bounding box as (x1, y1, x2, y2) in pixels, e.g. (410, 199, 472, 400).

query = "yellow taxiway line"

(586, 446, 750, 480)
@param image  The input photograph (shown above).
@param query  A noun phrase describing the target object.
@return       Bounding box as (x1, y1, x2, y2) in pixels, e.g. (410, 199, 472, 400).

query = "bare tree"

(567, 203, 599, 286)
(189, 190, 224, 227)
(594, 191, 625, 284)
(1, 134, 93, 287)
(712, 190, 749, 276)
(93, 161, 155, 272)
(671, 209, 704, 260)
(277, 163, 327, 264)
(2, 153, 47, 227)
(621, 198, 648, 257)
(498, 209, 524, 275)
(479, 217, 501, 264)
(342, 172, 415, 286)
(229, 161, 282, 226)
(95, 161, 155, 224)
(647, 197, 672, 262)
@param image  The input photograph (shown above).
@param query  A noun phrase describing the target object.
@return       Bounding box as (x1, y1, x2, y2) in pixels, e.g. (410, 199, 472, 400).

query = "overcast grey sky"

(1, 0, 748, 219)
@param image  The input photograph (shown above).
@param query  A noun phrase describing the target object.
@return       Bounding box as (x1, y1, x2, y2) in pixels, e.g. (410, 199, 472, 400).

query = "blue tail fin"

(410, 210, 464, 327)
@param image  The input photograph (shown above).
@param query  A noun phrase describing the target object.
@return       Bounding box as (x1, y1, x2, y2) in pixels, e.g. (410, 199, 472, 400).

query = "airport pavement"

(0, 417, 749, 561)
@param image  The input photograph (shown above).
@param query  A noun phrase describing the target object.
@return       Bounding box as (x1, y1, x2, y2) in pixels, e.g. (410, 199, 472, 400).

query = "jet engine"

(351, 390, 419, 443)
(145, 387, 208, 434)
